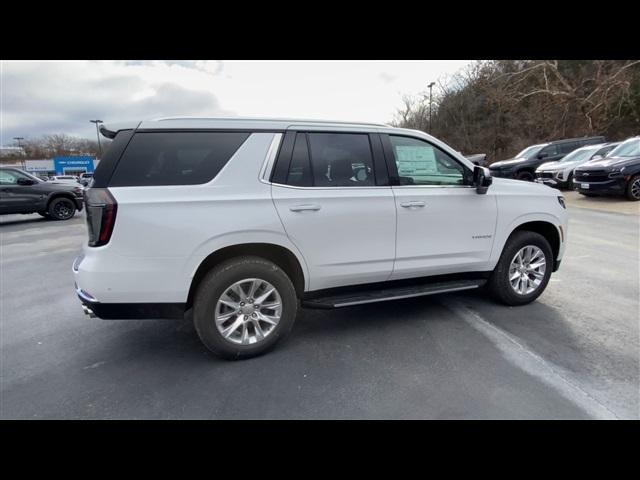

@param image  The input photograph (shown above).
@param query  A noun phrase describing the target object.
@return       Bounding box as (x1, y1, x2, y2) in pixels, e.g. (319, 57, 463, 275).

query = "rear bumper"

(76, 290, 184, 319)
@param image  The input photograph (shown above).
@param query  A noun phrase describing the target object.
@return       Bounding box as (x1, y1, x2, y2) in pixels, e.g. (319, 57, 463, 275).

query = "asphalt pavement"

(1, 203, 638, 419)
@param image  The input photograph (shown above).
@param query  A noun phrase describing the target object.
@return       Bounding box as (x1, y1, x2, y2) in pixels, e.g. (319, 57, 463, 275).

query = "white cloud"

(1, 60, 470, 143)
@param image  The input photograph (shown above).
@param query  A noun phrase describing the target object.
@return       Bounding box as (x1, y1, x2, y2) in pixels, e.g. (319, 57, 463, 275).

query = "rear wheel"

(193, 256, 298, 359)
(48, 197, 76, 220)
(626, 175, 640, 201)
(487, 231, 553, 306)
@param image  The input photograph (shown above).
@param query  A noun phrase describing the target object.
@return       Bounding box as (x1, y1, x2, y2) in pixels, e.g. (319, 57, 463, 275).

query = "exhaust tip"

(82, 304, 96, 318)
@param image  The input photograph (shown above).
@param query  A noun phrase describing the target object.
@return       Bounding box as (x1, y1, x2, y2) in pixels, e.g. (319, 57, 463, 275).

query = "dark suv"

(0, 167, 84, 220)
(490, 136, 605, 181)
(573, 137, 640, 201)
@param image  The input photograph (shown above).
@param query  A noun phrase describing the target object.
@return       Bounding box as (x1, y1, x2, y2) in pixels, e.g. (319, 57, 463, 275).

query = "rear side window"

(109, 131, 250, 187)
(307, 133, 375, 187)
(286, 133, 312, 187)
(558, 142, 578, 154)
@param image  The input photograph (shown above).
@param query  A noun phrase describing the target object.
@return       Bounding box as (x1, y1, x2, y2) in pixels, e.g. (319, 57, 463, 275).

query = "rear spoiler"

(99, 121, 141, 139)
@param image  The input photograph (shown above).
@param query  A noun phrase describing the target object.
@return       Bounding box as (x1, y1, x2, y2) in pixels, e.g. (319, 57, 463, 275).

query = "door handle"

(400, 201, 426, 208)
(289, 204, 321, 212)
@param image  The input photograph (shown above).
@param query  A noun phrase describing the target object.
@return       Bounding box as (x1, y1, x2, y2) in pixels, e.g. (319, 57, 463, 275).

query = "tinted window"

(308, 133, 375, 187)
(541, 144, 559, 156)
(286, 133, 312, 187)
(109, 132, 250, 187)
(389, 135, 467, 186)
(558, 142, 578, 154)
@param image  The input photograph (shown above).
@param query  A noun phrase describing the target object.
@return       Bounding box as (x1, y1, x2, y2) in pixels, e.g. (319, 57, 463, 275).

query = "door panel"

(391, 186, 497, 279)
(272, 185, 396, 291)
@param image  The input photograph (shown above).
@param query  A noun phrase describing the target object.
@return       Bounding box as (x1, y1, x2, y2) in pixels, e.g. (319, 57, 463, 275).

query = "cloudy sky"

(0, 60, 470, 144)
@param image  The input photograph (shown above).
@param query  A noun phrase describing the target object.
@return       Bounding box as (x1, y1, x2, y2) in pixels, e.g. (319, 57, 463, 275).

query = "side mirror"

(537, 152, 548, 159)
(473, 166, 492, 194)
(17, 178, 35, 186)
(591, 155, 603, 161)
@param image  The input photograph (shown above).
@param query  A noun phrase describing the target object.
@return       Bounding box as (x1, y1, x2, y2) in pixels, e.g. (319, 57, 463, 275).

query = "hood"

(537, 161, 563, 171)
(580, 155, 640, 170)
(490, 157, 526, 168)
(491, 176, 557, 196)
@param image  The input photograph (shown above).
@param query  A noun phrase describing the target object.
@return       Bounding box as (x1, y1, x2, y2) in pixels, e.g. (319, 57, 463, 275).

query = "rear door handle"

(400, 201, 426, 208)
(289, 204, 321, 212)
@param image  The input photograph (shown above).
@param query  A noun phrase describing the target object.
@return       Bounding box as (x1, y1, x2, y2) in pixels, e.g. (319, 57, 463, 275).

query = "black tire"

(193, 256, 298, 360)
(48, 197, 76, 220)
(487, 231, 553, 306)
(625, 175, 640, 201)
(515, 171, 534, 182)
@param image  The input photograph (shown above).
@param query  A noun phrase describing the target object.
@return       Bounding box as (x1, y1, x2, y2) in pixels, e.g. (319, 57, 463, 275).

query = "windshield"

(558, 147, 597, 163)
(607, 138, 640, 158)
(515, 144, 546, 159)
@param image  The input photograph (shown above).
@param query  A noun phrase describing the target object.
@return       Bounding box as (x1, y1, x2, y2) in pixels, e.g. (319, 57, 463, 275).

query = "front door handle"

(289, 204, 321, 212)
(400, 201, 426, 208)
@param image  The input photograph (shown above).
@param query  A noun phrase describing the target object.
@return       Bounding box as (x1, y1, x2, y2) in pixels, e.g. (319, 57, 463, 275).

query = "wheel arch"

(509, 220, 562, 270)
(186, 243, 307, 310)
(46, 192, 78, 209)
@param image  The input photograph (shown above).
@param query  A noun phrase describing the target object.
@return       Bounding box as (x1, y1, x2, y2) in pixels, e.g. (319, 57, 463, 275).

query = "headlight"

(608, 167, 625, 178)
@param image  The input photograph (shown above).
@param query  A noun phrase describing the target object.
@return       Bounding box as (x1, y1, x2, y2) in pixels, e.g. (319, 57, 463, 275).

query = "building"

(23, 156, 99, 176)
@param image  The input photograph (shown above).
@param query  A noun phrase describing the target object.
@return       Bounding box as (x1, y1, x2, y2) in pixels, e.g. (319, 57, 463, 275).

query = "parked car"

(464, 153, 487, 166)
(49, 175, 81, 184)
(73, 117, 568, 359)
(0, 167, 84, 220)
(535, 142, 620, 189)
(573, 136, 640, 201)
(79, 172, 94, 187)
(489, 136, 606, 181)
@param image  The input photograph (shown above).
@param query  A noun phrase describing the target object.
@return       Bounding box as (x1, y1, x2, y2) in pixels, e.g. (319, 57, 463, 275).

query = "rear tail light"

(85, 188, 117, 247)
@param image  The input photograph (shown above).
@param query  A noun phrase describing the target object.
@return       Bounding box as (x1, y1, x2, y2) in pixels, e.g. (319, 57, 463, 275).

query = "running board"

(302, 279, 486, 309)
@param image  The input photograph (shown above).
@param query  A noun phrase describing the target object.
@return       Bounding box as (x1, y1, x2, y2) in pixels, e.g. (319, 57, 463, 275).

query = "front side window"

(389, 135, 468, 186)
(307, 133, 375, 187)
(109, 131, 250, 187)
(0, 169, 29, 185)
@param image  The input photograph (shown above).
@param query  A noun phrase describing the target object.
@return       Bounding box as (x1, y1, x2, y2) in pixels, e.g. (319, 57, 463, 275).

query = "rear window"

(109, 131, 250, 187)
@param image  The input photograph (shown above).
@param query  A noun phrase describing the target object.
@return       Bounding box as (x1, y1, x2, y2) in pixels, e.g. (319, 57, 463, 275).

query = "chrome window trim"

(259, 133, 283, 184)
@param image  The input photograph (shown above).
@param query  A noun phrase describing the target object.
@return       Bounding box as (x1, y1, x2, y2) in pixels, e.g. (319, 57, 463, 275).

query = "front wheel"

(626, 175, 640, 201)
(48, 197, 76, 220)
(487, 231, 553, 306)
(193, 256, 298, 359)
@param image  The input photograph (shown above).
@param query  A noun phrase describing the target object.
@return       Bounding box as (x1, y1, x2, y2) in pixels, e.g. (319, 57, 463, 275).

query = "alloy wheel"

(214, 278, 282, 345)
(508, 245, 547, 295)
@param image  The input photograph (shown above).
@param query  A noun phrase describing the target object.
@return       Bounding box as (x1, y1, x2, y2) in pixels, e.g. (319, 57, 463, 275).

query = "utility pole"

(427, 82, 435, 134)
(13, 137, 25, 169)
(89, 120, 103, 158)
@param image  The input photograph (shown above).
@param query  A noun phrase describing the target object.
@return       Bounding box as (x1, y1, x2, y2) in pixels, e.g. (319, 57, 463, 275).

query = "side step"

(302, 279, 486, 309)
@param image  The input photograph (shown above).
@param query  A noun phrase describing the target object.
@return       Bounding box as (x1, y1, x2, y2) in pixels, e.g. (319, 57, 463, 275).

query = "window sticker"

(395, 146, 437, 175)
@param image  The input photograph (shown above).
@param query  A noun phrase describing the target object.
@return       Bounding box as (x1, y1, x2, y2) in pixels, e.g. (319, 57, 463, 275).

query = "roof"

(100, 117, 392, 138)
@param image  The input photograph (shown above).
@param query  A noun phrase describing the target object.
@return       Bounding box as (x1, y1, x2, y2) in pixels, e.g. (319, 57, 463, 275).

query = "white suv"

(73, 117, 568, 359)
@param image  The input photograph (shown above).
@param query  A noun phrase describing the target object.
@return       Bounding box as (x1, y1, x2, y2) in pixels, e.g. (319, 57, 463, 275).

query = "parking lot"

(0, 198, 638, 419)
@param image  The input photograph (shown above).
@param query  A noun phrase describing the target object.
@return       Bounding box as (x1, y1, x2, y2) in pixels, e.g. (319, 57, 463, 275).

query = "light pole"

(427, 82, 435, 134)
(13, 137, 25, 169)
(89, 120, 103, 158)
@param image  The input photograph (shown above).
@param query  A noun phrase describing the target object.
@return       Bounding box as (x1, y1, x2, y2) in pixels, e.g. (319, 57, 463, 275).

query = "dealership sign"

(53, 156, 96, 175)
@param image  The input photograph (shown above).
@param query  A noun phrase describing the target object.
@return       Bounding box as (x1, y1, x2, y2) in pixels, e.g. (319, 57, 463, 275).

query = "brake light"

(85, 188, 117, 247)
